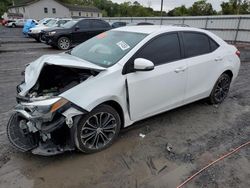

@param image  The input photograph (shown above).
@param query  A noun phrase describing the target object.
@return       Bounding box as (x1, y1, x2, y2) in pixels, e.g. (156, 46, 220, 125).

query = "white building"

(7, 0, 102, 20)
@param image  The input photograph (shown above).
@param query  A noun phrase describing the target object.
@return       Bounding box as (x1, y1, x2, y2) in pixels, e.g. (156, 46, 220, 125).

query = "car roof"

(113, 25, 207, 34)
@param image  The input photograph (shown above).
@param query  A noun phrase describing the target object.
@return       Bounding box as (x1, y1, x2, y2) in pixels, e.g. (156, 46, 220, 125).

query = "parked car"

(4, 20, 15, 27)
(110, 21, 128, 28)
(23, 19, 37, 36)
(43, 18, 111, 50)
(7, 26, 240, 156)
(6, 19, 27, 28)
(29, 18, 72, 42)
(37, 18, 54, 26)
(137, 22, 154, 25)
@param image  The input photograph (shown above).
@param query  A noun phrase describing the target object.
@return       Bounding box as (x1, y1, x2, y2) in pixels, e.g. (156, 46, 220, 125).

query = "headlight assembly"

(48, 31, 56, 36)
(21, 97, 69, 114)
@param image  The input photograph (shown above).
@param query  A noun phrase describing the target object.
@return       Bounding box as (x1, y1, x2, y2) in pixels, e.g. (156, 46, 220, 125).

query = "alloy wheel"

(80, 112, 117, 150)
(214, 76, 231, 102)
(59, 37, 70, 50)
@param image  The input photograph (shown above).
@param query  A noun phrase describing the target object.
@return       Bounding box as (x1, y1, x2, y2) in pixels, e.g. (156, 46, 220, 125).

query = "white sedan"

(7, 26, 240, 156)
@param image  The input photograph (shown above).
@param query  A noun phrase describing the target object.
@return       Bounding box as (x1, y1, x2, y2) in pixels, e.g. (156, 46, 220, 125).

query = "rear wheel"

(12, 24, 16, 28)
(74, 105, 121, 153)
(209, 73, 232, 104)
(57, 37, 71, 50)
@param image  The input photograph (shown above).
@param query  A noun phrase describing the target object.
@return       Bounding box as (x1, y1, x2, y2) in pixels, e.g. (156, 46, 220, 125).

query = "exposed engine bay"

(17, 65, 98, 102)
(7, 59, 103, 156)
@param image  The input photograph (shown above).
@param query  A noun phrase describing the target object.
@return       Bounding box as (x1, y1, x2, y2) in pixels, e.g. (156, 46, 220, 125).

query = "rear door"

(89, 20, 111, 37)
(126, 33, 188, 121)
(181, 31, 220, 103)
(72, 20, 91, 44)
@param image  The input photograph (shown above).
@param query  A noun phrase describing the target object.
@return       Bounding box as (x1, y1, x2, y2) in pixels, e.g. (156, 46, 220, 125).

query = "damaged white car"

(7, 26, 240, 156)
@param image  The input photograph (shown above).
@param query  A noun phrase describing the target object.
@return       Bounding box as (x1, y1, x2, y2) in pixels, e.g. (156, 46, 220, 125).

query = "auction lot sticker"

(116, 41, 130, 51)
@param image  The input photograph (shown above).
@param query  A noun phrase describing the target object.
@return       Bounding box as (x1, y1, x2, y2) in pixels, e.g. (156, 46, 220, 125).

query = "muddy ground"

(0, 26, 249, 188)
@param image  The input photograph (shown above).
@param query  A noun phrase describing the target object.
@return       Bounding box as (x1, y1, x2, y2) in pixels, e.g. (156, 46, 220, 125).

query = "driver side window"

(135, 33, 182, 66)
(77, 20, 90, 30)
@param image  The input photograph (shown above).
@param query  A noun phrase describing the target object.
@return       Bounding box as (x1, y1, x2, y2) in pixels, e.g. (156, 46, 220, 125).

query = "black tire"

(39, 34, 45, 43)
(12, 24, 16, 28)
(57, 36, 71, 50)
(209, 73, 232, 104)
(74, 105, 121, 153)
(35, 37, 41, 42)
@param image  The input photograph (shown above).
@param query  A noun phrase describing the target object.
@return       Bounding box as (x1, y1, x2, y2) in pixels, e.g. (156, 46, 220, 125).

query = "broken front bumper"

(7, 97, 85, 156)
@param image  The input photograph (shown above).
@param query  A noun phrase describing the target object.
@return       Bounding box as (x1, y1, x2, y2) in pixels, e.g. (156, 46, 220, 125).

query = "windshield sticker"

(116, 41, 130, 51)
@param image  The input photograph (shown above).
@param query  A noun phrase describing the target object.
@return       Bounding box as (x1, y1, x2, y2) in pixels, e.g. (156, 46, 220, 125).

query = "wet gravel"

(0, 26, 250, 188)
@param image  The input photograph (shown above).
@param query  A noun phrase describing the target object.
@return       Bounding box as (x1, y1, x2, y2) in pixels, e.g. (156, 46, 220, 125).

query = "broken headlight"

(22, 97, 69, 114)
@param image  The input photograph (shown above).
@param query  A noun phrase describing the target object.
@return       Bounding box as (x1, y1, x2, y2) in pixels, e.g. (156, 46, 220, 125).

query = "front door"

(126, 33, 188, 121)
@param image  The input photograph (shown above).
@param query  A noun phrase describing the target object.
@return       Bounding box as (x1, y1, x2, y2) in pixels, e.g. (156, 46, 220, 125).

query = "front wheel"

(57, 37, 71, 50)
(209, 73, 232, 104)
(74, 105, 121, 153)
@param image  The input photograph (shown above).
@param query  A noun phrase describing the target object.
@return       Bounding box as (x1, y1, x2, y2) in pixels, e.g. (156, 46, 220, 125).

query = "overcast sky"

(111, 0, 229, 11)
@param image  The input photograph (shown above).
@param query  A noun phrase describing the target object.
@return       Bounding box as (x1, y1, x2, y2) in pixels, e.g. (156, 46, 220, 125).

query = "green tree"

(188, 0, 216, 16)
(221, 0, 250, 14)
(168, 5, 189, 16)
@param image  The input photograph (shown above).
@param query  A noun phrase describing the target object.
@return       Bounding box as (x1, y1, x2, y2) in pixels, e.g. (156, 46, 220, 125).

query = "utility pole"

(237, 0, 242, 15)
(160, 0, 164, 17)
(12, 0, 15, 6)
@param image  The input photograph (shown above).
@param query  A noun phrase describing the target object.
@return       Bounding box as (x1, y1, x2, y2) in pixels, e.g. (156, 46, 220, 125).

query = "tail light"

(236, 50, 240, 57)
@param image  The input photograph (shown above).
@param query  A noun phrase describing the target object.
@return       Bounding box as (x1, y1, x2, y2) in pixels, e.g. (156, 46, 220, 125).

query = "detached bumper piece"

(7, 111, 77, 156)
(7, 113, 38, 152)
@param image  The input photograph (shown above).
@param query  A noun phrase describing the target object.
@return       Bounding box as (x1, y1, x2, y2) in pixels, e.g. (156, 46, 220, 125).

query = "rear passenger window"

(183, 32, 210, 58)
(135, 33, 182, 66)
(209, 38, 219, 52)
(78, 20, 90, 29)
(92, 20, 109, 29)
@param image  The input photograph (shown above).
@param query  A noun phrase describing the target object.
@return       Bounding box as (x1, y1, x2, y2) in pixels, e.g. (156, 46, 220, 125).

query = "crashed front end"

(7, 54, 104, 156)
(8, 97, 85, 156)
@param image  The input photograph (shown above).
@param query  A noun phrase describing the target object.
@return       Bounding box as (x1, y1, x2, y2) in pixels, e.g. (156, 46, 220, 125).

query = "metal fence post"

(205, 17, 209, 29)
(234, 16, 242, 44)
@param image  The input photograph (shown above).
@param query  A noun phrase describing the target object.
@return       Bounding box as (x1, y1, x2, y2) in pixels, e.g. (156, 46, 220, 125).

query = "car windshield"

(46, 19, 57, 27)
(70, 30, 147, 67)
(62, 20, 78, 28)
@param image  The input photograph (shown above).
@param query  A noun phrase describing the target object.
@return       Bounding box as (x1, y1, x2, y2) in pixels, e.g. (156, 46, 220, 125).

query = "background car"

(43, 18, 111, 50)
(110, 21, 128, 28)
(28, 18, 72, 42)
(6, 19, 27, 28)
(22, 19, 37, 36)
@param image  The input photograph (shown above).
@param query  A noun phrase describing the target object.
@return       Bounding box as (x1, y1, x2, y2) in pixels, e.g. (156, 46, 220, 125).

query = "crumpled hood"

(19, 53, 106, 96)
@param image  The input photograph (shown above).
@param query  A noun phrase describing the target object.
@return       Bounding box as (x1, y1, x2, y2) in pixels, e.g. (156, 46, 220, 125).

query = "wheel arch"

(57, 35, 72, 43)
(222, 70, 233, 79)
(99, 100, 125, 129)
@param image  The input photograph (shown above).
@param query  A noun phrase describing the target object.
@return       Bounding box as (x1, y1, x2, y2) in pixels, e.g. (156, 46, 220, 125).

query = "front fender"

(60, 69, 127, 113)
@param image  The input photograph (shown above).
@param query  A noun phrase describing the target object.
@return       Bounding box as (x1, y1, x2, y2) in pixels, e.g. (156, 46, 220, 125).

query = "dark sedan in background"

(42, 18, 111, 50)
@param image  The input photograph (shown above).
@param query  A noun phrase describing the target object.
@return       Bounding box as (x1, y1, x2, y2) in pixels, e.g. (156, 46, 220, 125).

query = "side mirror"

(75, 25, 80, 31)
(134, 58, 154, 72)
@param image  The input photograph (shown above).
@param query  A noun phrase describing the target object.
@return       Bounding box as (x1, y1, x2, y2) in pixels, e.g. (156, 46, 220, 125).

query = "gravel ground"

(0, 26, 249, 188)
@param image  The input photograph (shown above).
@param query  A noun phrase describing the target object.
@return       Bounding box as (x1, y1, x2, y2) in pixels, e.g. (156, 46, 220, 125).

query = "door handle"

(215, 57, 223, 61)
(175, 67, 187, 73)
